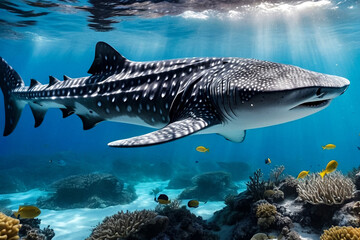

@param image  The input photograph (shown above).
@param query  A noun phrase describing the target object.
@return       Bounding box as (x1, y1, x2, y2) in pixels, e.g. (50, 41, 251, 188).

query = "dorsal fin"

(49, 76, 60, 86)
(29, 79, 41, 88)
(63, 75, 71, 81)
(88, 41, 128, 75)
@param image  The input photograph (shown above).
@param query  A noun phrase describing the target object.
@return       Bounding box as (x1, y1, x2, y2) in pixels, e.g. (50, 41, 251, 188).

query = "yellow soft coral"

(320, 226, 360, 240)
(0, 212, 21, 240)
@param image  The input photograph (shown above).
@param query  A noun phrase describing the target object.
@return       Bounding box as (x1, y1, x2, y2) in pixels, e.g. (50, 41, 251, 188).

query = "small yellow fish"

(322, 144, 336, 150)
(196, 146, 209, 153)
(319, 160, 338, 178)
(265, 158, 271, 165)
(297, 170, 309, 179)
(13, 205, 41, 219)
(187, 200, 199, 208)
(155, 194, 171, 205)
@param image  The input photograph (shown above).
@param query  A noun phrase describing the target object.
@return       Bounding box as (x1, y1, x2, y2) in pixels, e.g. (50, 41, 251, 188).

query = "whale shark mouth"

(292, 99, 331, 109)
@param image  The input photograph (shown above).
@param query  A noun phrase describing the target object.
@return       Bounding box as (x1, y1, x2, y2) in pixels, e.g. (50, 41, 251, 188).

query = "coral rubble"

(0, 212, 21, 240)
(297, 172, 355, 205)
(179, 171, 238, 201)
(37, 173, 137, 209)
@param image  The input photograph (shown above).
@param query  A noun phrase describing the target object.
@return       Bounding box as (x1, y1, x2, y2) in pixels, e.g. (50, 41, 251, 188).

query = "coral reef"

(178, 171, 238, 201)
(264, 189, 284, 203)
(246, 169, 268, 201)
(256, 203, 277, 229)
(155, 205, 219, 240)
(320, 226, 360, 240)
(0, 212, 21, 240)
(37, 173, 137, 209)
(88, 206, 219, 240)
(87, 210, 167, 240)
(18, 218, 55, 240)
(297, 172, 355, 205)
(270, 165, 285, 186)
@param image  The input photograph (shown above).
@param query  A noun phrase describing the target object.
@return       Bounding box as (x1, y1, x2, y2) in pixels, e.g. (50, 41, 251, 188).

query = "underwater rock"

(332, 201, 360, 227)
(278, 226, 301, 240)
(166, 172, 194, 189)
(37, 173, 137, 209)
(0, 174, 27, 194)
(211, 190, 253, 226)
(250, 233, 269, 240)
(216, 161, 251, 181)
(178, 171, 238, 201)
(354, 172, 360, 190)
(155, 205, 219, 240)
(279, 177, 298, 198)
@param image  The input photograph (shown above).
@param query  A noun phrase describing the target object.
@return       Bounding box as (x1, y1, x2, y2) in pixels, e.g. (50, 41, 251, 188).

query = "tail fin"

(319, 170, 326, 179)
(0, 58, 25, 136)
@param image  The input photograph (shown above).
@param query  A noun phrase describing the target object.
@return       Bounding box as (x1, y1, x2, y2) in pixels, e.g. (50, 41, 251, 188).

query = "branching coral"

(256, 203, 277, 229)
(87, 210, 157, 240)
(247, 169, 267, 201)
(0, 212, 21, 240)
(270, 165, 285, 185)
(320, 226, 360, 240)
(297, 172, 355, 205)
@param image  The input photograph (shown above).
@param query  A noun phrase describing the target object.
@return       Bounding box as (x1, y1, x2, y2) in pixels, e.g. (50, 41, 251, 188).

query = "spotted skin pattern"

(0, 42, 350, 147)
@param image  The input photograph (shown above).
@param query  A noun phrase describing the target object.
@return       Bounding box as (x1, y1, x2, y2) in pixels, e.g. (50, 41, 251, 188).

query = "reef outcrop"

(37, 173, 137, 209)
(178, 171, 238, 201)
(19, 218, 55, 240)
(87, 205, 219, 240)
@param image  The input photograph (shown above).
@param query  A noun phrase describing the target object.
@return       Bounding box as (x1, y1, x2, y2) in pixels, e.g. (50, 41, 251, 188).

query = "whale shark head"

(210, 59, 350, 130)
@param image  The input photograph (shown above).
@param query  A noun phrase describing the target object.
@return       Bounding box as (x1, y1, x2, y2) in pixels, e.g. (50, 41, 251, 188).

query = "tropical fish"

(13, 205, 41, 219)
(196, 146, 209, 153)
(319, 160, 338, 178)
(322, 144, 336, 150)
(195, 160, 199, 163)
(187, 200, 199, 208)
(265, 158, 271, 165)
(297, 170, 309, 179)
(0, 42, 349, 147)
(155, 194, 171, 205)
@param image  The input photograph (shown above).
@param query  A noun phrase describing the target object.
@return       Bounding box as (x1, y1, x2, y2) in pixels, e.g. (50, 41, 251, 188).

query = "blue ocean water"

(0, 0, 360, 238)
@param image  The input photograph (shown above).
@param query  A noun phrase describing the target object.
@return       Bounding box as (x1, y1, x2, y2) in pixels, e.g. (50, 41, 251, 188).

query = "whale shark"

(0, 42, 350, 147)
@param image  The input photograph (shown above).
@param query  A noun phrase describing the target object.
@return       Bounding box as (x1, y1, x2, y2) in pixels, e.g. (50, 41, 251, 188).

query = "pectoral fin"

(108, 117, 219, 148)
(219, 130, 246, 143)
